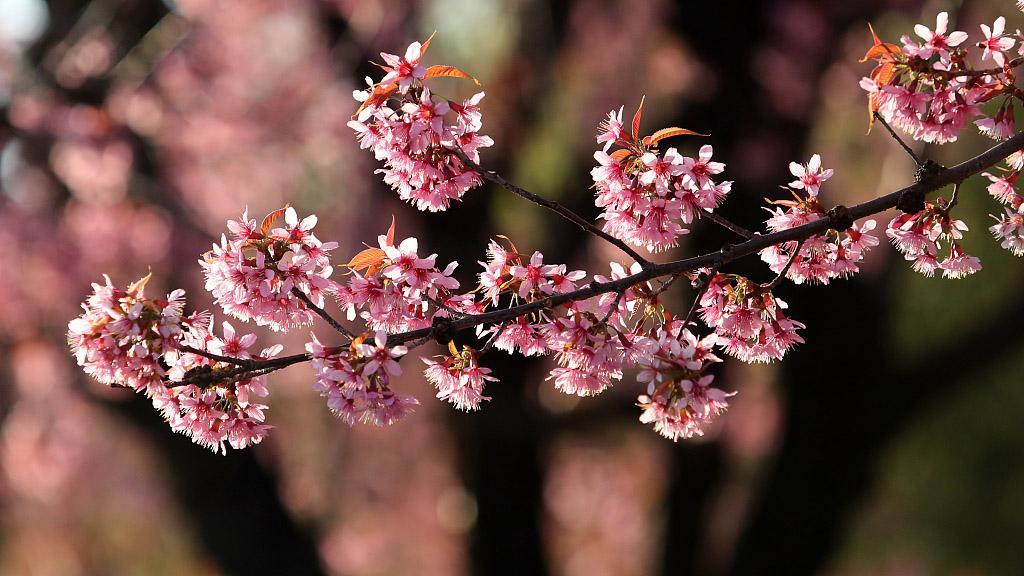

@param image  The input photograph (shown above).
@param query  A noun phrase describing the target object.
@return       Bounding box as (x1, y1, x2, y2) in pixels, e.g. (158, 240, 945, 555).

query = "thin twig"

(873, 111, 923, 166)
(168, 352, 314, 387)
(451, 149, 653, 267)
(599, 290, 627, 325)
(651, 273, 683, 298)
(479, 322, 508, 354)
(768, 239, 805, 289)
(291, 288, 354, 339)
(946, 182, 961, 210)
(677, 268, 718, 338)
(701, 210, 754, 239)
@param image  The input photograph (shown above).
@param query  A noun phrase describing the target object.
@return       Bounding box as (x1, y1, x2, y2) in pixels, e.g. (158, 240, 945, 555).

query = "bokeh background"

(1, 0, 1023, 574)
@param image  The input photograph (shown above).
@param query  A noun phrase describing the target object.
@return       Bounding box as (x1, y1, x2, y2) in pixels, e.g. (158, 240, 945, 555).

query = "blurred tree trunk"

(655, 2, 902, 574)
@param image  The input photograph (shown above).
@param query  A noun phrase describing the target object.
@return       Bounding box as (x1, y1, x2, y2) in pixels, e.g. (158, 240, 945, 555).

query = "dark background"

(1, 0, 1023, 574)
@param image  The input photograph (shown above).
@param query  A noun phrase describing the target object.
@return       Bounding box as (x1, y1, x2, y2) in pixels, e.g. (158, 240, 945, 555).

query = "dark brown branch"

(451, 149, 653, 267)
(169, 352, 313, 387)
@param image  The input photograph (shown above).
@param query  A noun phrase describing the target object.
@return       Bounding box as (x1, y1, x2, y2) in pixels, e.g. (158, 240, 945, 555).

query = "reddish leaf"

(860, 23, 901, 63)
(424, 64, 482, 86)
(386, 215, 397, 247)
(344, 247, 387, 271)
(631, 95, 645, 140)
(609, 149, 633, 163)
(448, 340, 460, 357)
(354, 83, 397, 118)
(870, 61, 900, 87)
(643, 127, 708, 146)
(420, 31, 436, 58)
(261, 205, 289, 235)
(866, 92, 881, 132)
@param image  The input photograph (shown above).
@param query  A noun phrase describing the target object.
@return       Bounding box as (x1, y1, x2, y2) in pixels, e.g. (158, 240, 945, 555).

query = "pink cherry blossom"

(913, 12, 969, 60)
(787, 154, 833, 196)
(699, 274, 805, 363)
(887, 200, 982, 278)
(379, 41, 428, 93)
(596, 106, 625, 152)
(67, 274, 186, 395)
(979, 17, 1015, 67)
(423, 346, 497, 411)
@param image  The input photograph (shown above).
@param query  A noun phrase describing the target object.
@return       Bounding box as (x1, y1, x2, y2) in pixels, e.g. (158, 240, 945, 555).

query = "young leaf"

(609, 149, 633, 163)
(643, 127, 708, 147)
(261, 205, 289, 235)
(860, 23, 901, 63)
(424, 65, 482, 86)
(631, 95, 646, 141)
(386, 215, 397, 247)
(420, 31, 437, 59)
(354, 83, 397, 118)
(344, 247, 387, 272)
(128, 271, 153, 295)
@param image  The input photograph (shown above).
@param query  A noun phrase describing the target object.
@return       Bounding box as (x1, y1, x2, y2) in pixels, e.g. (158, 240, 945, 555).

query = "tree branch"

(166, 130, 1024, 384)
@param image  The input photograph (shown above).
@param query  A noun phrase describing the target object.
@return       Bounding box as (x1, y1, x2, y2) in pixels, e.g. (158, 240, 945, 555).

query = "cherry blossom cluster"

(67, 274, 185, 393)
(698, 274, 805, 363)
(759, 155, 879, 284)
(423, 342, 498, 411)
(332, 229, 463, 334)
(476, 238, 587, 308)
(860, 11, 1021, 145)
(307, 332, 418, 426)
(157, 320, 279, 453)
(200, 207, 336, 331)
(636, 323, 730, 441)
(887, 199, 982, 278)
(591, 101, 732, 252)
(985, 169, 1024, 255)
(349, 37, 493, 212)
(67, 274, 275, 453)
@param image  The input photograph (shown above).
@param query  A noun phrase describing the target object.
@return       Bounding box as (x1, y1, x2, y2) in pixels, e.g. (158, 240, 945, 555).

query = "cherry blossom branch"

(451, 149, 653, 267)
(291, 287, 354, 339)
(385, 129, 1024, 346)
(164, 129, 1024, 387)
